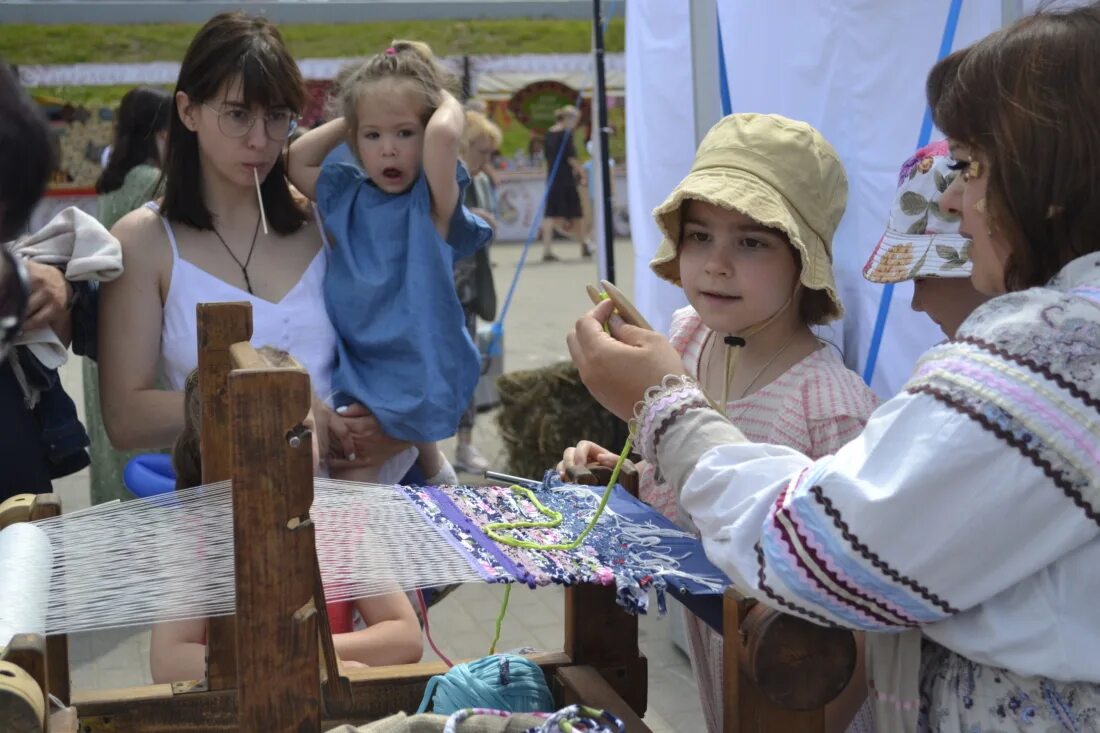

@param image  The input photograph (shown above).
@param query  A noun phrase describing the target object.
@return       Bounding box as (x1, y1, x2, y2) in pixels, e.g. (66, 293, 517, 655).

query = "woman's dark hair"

(929, 2, 1100, 291)
(0, 60, 53, 241)
(95, 86, 171, 195)
(160, 12, 308, 234)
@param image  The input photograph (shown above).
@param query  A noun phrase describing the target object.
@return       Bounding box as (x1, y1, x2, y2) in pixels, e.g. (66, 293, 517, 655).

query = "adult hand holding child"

(327, 401, 413, 468)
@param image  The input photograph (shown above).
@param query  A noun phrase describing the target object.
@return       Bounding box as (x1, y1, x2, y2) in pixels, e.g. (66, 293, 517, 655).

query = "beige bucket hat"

(650, 113, 848, 320)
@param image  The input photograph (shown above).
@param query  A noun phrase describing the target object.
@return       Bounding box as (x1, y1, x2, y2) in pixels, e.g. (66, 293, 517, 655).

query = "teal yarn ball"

(416, 654, 554, 715)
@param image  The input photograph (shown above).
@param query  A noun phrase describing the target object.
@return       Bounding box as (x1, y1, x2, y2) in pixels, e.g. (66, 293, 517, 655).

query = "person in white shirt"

(566, 5, 1100, 731)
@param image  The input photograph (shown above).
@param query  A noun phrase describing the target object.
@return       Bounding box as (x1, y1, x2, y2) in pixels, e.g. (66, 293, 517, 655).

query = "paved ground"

(53, 237, 706, 732)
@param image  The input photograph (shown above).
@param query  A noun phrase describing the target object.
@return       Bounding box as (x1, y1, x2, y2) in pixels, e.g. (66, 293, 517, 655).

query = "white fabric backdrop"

(625, 0, 694, 336)
(627, 0, 1003, 397)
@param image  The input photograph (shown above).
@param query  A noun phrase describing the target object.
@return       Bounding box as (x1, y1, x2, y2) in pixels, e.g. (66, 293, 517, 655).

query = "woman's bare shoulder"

(109, 205, 172, 271)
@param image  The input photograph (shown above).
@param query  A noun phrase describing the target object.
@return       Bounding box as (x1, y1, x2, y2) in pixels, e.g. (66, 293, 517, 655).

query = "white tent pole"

(689, 0, 722, 146)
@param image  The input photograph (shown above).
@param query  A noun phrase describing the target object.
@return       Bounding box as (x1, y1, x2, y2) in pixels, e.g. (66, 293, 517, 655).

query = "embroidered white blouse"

(636, 252, 1100, 683)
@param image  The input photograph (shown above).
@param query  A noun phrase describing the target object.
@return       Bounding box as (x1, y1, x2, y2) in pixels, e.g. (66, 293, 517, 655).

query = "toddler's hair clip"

(385, 46, 397, 55)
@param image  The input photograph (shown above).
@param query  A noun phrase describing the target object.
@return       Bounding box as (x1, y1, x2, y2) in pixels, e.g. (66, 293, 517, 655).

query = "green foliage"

(0, 18, 624, 64)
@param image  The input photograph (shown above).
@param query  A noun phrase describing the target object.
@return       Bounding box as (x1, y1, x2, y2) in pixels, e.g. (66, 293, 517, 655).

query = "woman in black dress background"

(541, 105, 592, 261)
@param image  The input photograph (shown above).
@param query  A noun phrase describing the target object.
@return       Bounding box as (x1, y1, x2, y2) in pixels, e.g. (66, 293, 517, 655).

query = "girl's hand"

(566, 299, 686, 422)
(326, 402, 414, 468)
(556, 440, 619, 480)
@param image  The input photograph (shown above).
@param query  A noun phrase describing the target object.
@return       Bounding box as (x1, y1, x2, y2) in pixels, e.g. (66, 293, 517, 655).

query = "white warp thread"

(19, 479, 482, 638)
(1, 479, 724, 639)
(0, 522, 54, 647)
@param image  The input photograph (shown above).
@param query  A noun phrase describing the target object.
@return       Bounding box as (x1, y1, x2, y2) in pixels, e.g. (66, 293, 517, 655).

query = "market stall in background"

(23, 52, 630, 241)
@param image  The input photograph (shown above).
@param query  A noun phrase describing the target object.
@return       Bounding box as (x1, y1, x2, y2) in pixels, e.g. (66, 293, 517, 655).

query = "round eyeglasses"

(203, 104, 299, 142)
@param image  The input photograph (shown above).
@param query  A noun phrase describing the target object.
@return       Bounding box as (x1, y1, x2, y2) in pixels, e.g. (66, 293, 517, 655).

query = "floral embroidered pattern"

(906, 253, 1100, 526)
(919, 638, 1100, 732)
(907, 350, 1100, 525)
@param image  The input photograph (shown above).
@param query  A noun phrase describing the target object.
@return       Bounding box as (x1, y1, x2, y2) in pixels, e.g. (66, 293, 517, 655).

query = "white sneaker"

(454, 444, 490, 475)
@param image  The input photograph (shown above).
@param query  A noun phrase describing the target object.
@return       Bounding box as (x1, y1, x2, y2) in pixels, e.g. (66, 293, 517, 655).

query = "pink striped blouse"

(639, 306, 880, 526)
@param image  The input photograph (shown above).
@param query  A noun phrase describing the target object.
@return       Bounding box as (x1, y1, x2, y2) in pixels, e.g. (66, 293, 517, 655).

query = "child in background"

(559, 114, 878, 733)
(863, 139, 988, 340)
(150, 347, 423, 682)
(288, 41, 492, 486)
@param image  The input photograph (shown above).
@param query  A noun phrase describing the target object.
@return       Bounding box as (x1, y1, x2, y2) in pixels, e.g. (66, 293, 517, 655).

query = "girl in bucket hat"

(864, 139, 988, 339)
(561, 113, 878, 733)
(568, 5, 1100, 731)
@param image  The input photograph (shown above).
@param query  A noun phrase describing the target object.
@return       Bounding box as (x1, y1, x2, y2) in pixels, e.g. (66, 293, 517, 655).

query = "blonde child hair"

(462, 110, 502, 156)
(336, 40, 457, 149)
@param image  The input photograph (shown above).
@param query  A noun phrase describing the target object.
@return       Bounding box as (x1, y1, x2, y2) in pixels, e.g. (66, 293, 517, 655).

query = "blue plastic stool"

(123, 453, 176, 498)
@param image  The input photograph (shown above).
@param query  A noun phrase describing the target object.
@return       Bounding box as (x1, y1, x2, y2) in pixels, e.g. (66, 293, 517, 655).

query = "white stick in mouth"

(254, 167, 269, 235)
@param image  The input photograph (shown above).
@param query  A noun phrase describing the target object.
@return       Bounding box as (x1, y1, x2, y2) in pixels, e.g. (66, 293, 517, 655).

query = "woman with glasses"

(98, 13, 382, 470)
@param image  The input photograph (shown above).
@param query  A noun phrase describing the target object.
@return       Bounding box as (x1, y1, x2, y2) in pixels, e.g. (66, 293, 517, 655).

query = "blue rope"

(861, 0, 964, 385)
(485, 0, 620, 358)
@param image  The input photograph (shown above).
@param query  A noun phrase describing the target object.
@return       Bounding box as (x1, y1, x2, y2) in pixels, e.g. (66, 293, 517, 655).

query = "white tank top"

(151, 202, 337, 400)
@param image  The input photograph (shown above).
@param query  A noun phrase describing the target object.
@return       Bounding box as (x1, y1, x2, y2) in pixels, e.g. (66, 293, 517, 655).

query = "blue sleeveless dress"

(317, 161, 492, 442)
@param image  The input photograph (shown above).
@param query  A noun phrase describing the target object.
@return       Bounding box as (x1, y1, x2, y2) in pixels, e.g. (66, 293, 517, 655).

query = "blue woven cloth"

(317, 161, 492, 442)
(401, 476, 730, 618)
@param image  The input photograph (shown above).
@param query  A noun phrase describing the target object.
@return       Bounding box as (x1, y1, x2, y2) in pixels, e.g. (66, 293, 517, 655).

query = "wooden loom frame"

(70, 301, 651, 732)
(2, 300, 856, 732)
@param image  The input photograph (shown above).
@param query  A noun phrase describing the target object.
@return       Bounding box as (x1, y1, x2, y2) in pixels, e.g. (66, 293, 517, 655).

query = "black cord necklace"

(211, 213, 262, 295)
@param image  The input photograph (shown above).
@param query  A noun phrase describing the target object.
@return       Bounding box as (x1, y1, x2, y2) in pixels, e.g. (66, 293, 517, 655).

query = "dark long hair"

(160, 12, 308, 234)
(95, 86, 171, 195)
(929, 2, 1100, 291)
(0, 60, 53, 241)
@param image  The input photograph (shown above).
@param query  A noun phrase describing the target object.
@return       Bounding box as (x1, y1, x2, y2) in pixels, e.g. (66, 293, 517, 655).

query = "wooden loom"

(0, 301, 856, 732)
